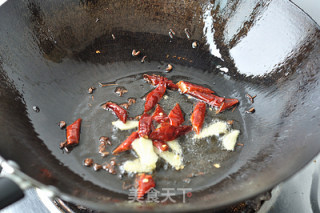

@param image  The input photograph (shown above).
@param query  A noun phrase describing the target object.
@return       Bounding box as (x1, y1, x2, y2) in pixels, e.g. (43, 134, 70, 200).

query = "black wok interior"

(0, 0, 320, 212)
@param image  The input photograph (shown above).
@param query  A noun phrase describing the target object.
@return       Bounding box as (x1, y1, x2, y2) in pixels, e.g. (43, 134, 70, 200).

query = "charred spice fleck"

(84, 158, 94, 167)
(88, 86, 95, 94)
(93, 163, 102, 171)
(103, 160, 117, 174)
(99, 136, 111, 145)
(132, 49, 141, 56)
(246, 107, 255, 114)
(192, 41, 198, 48)
(33, 106, 40, 113)
(115, 87, 128, 97)
(58, 121, 66, 129)
(169, 28, 176, 35)
(59, 140, 67, 149)
(127, 98, 136, 106)
(246, 94, 257, 103)
(120, 103, 129, 109)
(141, 56, 147, 63)
(165, 64, 173, 72)
(169, 31, 174, 39)
(184, 28, 191, 39)
(100, 152, 109, 157)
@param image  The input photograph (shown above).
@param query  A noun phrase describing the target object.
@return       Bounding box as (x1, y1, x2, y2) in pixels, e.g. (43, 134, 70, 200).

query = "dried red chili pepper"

(112, 131, 139, 154)
(152, 104, 169, 124)
(184, 90, 225, 107)
(216, 98, 239, 113)
(190, 102, 206, 134)
(143, 74, 178, 90)
(168, 103, 184, 126)
(137, 173, 156, 199)
(66, 118, 82, 146)
(176, 82, 238, 112)
(149, 124, 192, 142)
(138, 113, 153, 138)
(207, 94, 225, 108)
(152, 140, 169, 151)
(193, 91, 237, 112)
(144, 79, 166, 112)
(149, 124, 175, 141)
(102, 102, 128, 123)
(176, 125, 193, 137)
(176, 81, 215, 94)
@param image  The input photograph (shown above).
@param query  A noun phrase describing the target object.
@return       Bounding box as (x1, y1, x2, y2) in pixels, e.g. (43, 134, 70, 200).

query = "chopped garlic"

(132, 138, 158, 169)
(167, 140, 182, 155)
(193, 121, 228, 139)
(154, 148, 184, 170)
(122, 159, 154, 173)
(222, 130, 240, 151)
(213, 163, 221, 168)
(112, 120, 138, 130)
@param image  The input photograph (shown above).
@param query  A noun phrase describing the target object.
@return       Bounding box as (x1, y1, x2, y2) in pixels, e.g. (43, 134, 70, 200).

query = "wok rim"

(2, 150, 319, 212)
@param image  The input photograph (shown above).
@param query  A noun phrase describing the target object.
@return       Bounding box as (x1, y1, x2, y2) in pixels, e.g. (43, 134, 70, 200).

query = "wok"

(0, 0, 319, 212)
